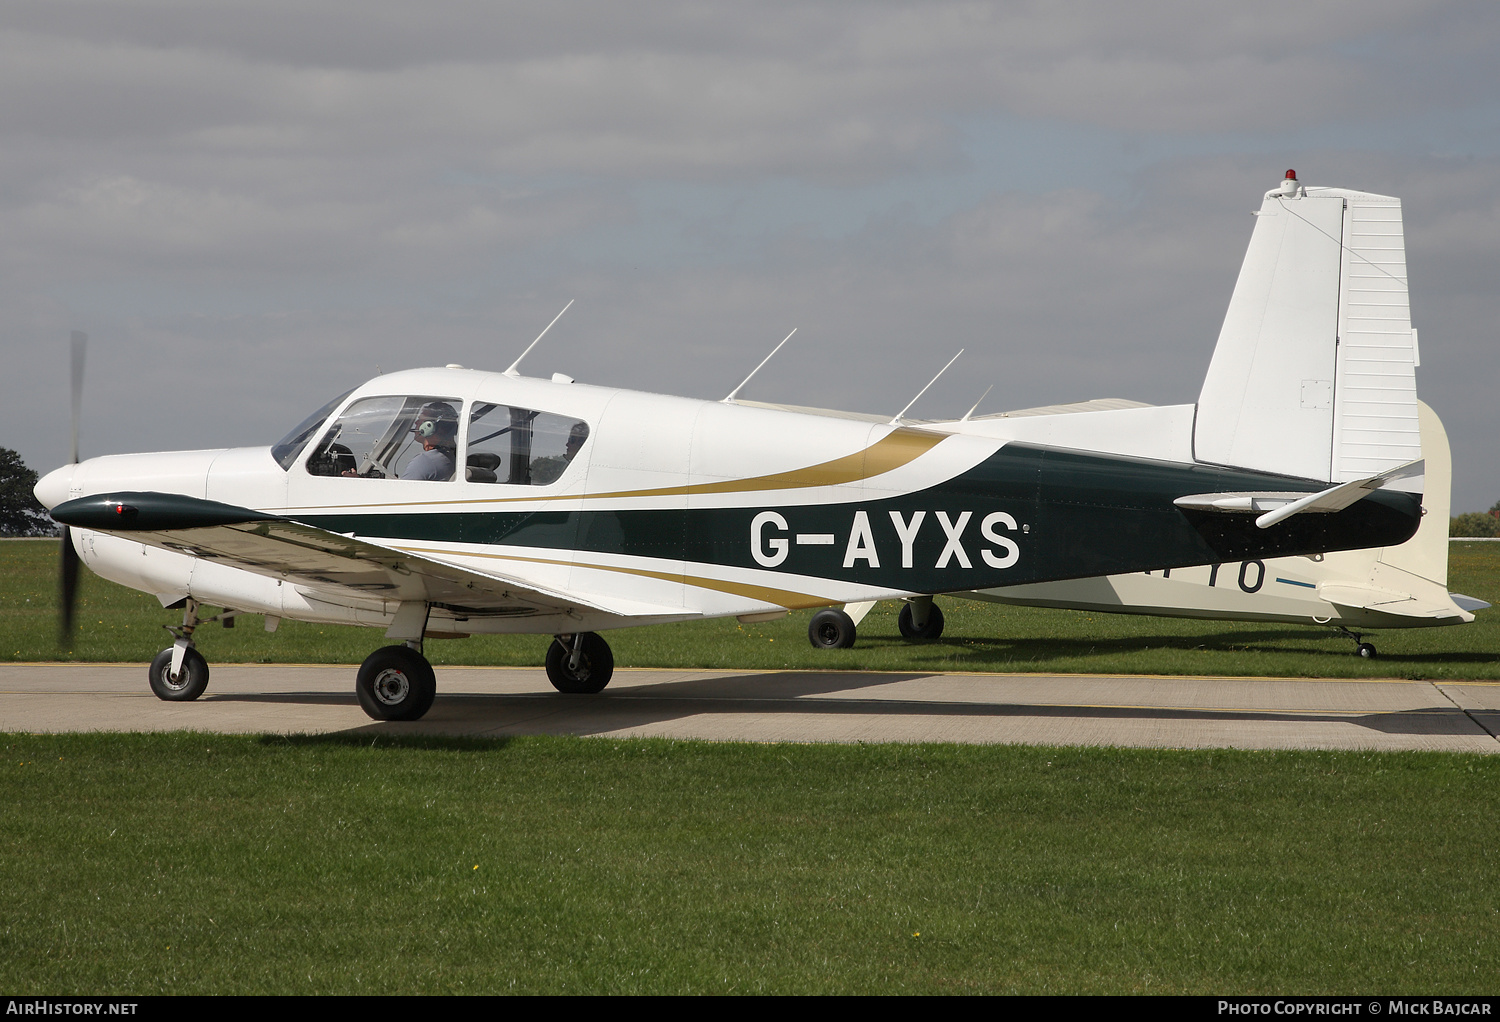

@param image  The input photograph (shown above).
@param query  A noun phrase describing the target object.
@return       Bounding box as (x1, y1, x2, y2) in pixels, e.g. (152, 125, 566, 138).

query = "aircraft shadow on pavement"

(877, 628, 1500, 666)
(206, 669, 1493, 741)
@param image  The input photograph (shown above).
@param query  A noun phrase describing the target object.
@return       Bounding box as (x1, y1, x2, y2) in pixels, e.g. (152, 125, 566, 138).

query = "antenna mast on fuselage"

(723, 328, 797, 403)
(505, 299, 575, 377)
(890, 350, 963, 425)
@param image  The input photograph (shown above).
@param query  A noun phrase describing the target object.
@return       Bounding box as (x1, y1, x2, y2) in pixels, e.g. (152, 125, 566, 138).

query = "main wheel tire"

(1356, 642, 1377, 659)
(897, 602, 946, 640)
(808, 608, 857, 649)
(545, 633, 614, 694)
(148, 646, 210, 702)
(356, 645, 437, 721)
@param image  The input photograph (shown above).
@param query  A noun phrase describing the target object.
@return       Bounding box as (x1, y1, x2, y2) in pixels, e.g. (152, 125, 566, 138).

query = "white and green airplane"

(35, 172, 1434, 720)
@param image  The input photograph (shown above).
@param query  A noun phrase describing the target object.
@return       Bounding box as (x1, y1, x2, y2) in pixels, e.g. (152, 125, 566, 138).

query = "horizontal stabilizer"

(1318, 582, 1468, 620)
(1174, 459, 1423, 530)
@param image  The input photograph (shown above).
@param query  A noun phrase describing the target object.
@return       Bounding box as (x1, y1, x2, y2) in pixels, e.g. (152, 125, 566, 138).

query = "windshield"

(271, 389, 354, 470)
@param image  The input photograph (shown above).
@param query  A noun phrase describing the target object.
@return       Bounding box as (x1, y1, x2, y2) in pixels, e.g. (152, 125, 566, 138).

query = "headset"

(413, 404, 458, 442)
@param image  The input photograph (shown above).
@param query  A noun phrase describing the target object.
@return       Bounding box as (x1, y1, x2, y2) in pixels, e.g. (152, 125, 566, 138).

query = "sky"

(2, 1, 1497, 510)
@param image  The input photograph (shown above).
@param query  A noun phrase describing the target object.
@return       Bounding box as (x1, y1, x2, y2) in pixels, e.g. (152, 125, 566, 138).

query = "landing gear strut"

(546, 632, 614, 693)
(148, 598, 212, 701)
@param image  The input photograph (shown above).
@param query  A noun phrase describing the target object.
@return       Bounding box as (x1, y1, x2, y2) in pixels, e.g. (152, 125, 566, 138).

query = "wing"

(50, 491, 679, 620)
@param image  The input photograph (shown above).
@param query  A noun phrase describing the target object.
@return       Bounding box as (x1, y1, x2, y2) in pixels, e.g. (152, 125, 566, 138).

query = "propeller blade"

(59, 525, 79, 643)
(70, 331, 87, 465)
(61, 332, 87, 643)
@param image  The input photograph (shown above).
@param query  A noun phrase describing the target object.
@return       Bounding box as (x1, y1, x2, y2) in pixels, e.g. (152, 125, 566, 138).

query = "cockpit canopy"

(274, 389, 590, 485)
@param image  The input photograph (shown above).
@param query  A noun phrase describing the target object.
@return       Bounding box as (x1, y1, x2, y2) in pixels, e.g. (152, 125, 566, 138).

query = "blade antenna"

(505, 299, 574, 377)
(959, 384, 993, 422)
(723, 328, 797, 403)
(890, 349, 963, 425)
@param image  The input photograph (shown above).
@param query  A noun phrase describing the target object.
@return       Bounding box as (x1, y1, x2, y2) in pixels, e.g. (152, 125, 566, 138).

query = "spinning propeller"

(58, 331, 85, 643)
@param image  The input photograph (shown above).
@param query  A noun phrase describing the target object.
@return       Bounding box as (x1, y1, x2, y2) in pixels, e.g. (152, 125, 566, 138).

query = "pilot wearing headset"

(400, 401, 460, 481)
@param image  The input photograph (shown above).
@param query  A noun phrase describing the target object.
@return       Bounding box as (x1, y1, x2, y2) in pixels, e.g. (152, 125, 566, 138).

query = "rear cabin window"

(466, 402, 589, 485)
(306, 395, 463, 481)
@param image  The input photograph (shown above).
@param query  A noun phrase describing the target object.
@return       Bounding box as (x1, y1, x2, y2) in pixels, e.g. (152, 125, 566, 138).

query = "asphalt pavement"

(3, 662, 1498, 752)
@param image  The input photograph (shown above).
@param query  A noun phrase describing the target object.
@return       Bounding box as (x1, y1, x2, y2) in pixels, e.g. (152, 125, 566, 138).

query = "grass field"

(4, 539, 1498, 994)
(4, 537, 1497, 678)
(3, 732, 1496, 994)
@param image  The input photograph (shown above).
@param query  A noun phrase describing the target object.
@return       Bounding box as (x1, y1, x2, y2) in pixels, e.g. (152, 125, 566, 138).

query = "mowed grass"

(2, 732, 1496, 995)
(4, 537, 1498, 678)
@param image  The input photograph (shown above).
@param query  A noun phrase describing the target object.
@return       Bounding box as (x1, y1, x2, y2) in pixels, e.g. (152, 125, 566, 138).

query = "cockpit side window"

(306, 395, 462, 481)
(466, 402, 589, 485)
(271, 389, 355, 471)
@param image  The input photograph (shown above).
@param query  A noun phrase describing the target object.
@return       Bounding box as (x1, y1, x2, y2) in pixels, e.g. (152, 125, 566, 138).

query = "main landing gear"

(897, 597, 945, 641)
(356, 644, 437, 720)
(805, 597, 947, 650)
(145, 600, 619, 722)
(545, 632, 614, 694)
(808, 608, 858, 649)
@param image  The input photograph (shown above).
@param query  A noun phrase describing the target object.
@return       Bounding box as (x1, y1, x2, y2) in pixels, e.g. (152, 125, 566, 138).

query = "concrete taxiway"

(3, 662, 1498, 752)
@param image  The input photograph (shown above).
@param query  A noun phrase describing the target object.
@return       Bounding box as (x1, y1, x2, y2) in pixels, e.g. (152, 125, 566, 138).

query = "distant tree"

(0, 448, 53, 537)
(1450, 504, 1500, 538)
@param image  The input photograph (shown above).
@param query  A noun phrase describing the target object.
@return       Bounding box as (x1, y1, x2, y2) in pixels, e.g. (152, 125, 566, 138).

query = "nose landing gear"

(147, 597, 217, 701)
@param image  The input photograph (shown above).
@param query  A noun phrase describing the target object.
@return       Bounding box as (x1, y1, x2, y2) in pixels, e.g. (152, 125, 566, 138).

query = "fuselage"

(36, 365, 1424, 635)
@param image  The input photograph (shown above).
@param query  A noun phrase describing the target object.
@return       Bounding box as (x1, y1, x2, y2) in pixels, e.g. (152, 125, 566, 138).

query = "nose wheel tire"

(1356, 642, 1377, 659)
(808, 608, 857, 649)
(545, 633, 614, 693)
(148, 647, 210, 701)
(356, 645, 437, 721)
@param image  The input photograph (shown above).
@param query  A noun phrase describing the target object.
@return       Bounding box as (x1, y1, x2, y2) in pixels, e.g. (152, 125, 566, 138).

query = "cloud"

(5, 2, 1492, 183)
(1, 3, 1498, 513)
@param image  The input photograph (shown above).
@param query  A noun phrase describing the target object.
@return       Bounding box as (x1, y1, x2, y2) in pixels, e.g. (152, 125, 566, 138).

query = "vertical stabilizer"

(1195, 174, 1420, 482)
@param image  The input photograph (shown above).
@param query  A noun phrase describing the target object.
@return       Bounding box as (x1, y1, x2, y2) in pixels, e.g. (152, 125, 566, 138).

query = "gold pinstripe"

(392, 545, 839, 611)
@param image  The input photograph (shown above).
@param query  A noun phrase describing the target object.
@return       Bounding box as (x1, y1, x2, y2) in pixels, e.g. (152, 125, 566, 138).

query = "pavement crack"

(1429, 682, 1500, 744)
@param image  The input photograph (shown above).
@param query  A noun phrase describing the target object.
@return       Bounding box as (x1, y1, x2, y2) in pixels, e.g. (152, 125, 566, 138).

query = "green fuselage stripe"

(292, 444, 1422, 594)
